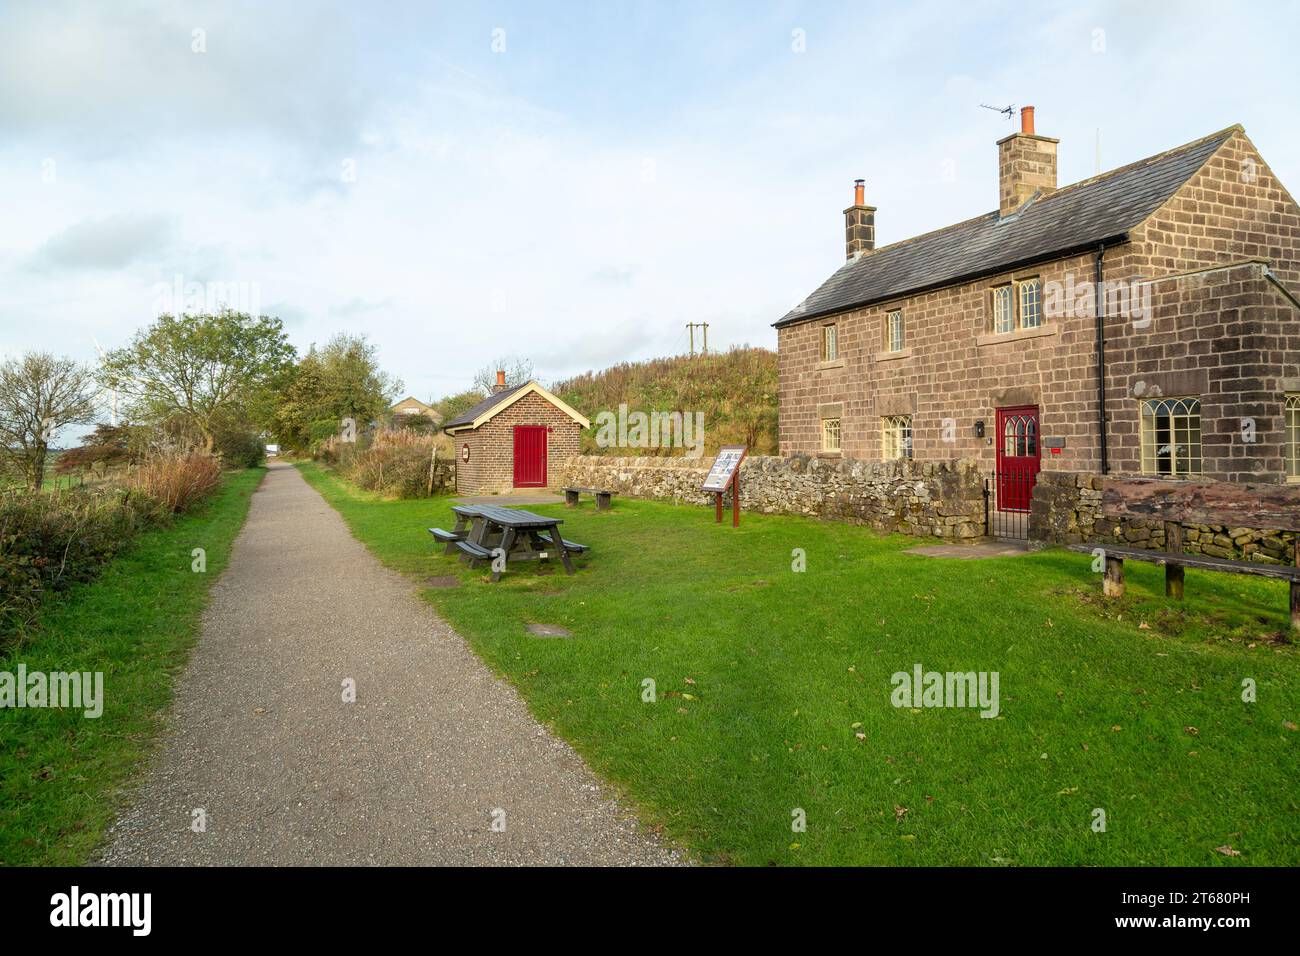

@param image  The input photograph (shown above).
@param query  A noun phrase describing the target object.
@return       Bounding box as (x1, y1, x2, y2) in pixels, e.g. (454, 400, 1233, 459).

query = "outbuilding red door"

(513, 425, 547, 488)
(995, 406, 1040, 512)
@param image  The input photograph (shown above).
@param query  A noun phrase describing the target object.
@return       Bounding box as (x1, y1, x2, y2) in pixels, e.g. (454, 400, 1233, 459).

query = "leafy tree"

(472, 356, 533, 394)
(54, 423, 136, 476)
(433, 389, 486, 425)
(270, 334, 401, 451)
(0, 352, 98, 491)
(100, 310, 295, 451)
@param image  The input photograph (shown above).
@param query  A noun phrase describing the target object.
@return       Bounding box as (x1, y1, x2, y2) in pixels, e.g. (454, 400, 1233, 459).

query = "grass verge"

(298, 462, 1298, 866)
(0, 468, 264, 865)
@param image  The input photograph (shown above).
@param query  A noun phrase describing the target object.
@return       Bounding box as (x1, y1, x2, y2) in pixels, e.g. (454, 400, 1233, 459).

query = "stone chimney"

(493, 369, 508, 393)
(997, 105, 1058, 217)
(844, 179, 876, 259)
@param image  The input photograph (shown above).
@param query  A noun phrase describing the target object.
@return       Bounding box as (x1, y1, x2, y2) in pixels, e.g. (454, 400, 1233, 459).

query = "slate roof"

(442, 382, 530, 430)
(774, 126, 1238, 328)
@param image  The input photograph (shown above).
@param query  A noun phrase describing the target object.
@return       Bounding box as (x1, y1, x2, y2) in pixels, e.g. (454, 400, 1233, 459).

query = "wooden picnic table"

(440, 503, 587, 582)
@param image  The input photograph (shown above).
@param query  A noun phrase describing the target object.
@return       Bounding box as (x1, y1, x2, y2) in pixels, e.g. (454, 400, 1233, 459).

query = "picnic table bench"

(1069, 477, 1300, 631)
(563, 486, 614, 511)
(429, 503, 588, 582)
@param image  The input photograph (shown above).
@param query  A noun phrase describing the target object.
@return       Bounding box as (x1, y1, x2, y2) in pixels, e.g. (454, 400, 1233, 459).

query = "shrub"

(0, 486, 160, 640)
(319, 427, 451, 498)
(214, 426, 265, 469)
(128, 451, 222, 514)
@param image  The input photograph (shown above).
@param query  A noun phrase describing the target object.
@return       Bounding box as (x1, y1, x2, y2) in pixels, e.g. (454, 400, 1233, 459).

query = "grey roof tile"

(774, 127, 1236, 327)
(443, 382, 530, 430)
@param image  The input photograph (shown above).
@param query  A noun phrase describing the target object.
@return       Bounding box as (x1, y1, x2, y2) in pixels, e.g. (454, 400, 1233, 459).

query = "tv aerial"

(980, 103, 1015, 121)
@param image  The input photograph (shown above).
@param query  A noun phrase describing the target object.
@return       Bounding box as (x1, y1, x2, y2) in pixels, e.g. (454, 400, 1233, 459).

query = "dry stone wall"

(1029, 470, 1298, 563)
(558, 454, 987, 539)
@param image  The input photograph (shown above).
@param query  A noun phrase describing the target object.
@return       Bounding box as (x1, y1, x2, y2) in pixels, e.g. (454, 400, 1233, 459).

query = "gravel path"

(100, 461, 683, 866)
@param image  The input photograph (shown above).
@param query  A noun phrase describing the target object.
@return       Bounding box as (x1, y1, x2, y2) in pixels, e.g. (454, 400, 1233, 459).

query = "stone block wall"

(1029, 470, 1298, 564)
(558, 454, 987, 539)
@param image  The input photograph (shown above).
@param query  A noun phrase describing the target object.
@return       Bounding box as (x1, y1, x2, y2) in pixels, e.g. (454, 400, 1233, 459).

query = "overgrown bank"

(0, 467, 263, 866)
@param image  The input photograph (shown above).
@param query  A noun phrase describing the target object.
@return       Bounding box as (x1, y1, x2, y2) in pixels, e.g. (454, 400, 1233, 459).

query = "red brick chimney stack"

(494, 369, 507, 393)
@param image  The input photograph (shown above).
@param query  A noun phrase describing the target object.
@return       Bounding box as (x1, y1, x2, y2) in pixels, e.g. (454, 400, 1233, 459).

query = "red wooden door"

(513, 425, 547, 487)
(995, 406, 1040, 512)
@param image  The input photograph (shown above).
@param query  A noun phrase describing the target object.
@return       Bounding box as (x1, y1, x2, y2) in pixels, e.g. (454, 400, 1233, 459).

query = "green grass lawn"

(0, 468, 264, 866)
(298, 462, 1299, 866)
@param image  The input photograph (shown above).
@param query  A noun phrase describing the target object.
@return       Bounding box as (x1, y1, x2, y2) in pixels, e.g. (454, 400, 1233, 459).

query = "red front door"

(995, 406, 1040, 512)
(513, 425, 547, 488)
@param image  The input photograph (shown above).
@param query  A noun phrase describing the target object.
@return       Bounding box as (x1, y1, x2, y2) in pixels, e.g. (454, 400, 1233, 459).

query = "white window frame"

(882, 415, 913, 460)
(821, 417, 841, 453)
(1286, 394, 1299, 482)
(1017, 277, 1043, 329)
(992, 284, 1014, 334)
(821, 323, 838, 362)
(1140, 397, 1202, 478)
(886, 310, 904, 352)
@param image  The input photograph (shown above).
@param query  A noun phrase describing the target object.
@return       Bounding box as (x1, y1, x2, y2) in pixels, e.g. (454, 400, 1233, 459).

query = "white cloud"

(27, 214, 176, 271)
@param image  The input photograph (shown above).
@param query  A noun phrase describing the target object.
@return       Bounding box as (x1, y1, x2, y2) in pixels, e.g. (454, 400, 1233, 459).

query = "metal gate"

(985, 470, 1033, 540)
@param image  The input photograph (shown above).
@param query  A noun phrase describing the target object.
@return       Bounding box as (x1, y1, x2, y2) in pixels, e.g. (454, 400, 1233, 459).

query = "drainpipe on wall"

(1095, 243, 1109, 475)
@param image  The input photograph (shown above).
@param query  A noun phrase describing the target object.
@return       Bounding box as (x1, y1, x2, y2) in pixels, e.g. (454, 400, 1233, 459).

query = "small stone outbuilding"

(444, 372, 588, 494)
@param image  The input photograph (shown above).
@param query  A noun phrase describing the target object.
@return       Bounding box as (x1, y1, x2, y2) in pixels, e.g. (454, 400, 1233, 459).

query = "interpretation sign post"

(701, 445, 747, 527)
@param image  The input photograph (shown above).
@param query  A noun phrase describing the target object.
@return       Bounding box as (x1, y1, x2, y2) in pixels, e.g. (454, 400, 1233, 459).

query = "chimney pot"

(997, 107, 1057, 217)
(844, 179, 876, 259)
(494, 369, 507, 392)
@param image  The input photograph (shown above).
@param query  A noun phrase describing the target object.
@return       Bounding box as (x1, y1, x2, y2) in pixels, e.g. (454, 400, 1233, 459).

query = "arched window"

(882, 415, 912, 460)
(1001, 413, 1037, 458)
(1140, 397, 1201, 477)
(1286, 394, 1298, 481)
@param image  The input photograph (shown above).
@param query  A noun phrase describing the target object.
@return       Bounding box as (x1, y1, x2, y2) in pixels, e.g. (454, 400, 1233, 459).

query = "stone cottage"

(443, 371, 588, 495)
(774, 109, 1300, 544)
(390, 396, 442, 423)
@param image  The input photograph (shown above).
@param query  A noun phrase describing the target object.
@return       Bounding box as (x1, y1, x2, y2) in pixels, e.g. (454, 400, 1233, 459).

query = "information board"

(701, 445, 747, 493)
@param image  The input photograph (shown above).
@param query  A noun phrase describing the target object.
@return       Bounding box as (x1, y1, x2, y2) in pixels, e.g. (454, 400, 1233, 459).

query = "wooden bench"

(429, 527, 466, 556)
(1070, 477, 1300, 631)
(563, 487, 614, 511)
(454, 538, 494, 566)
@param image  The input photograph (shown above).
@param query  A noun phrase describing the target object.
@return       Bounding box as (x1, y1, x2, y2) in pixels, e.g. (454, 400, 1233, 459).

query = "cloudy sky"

(2, 0, 1298, 407)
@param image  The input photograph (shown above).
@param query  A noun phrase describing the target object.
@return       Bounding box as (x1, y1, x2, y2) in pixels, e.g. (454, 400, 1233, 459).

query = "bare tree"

(0, 352, 98, 491)
(472, 356, 534, 394)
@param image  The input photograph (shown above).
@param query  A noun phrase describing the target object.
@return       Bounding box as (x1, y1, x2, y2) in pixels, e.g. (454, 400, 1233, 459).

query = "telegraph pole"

(686, 322, 709, 357)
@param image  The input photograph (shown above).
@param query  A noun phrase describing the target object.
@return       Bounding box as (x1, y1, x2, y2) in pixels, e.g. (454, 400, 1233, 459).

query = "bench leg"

(1103, 556, 1125, 598)
(1163, 521, 1184, 600)
(596, 492, 610, 511)
(1291, 579, 1299, 633)
(1165, 564, 1184, 600)
(548, 527, 574, 575)
(490, 530, 515, 583)
(446, 516, 468, 555)
(565, 490, 579, 507)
